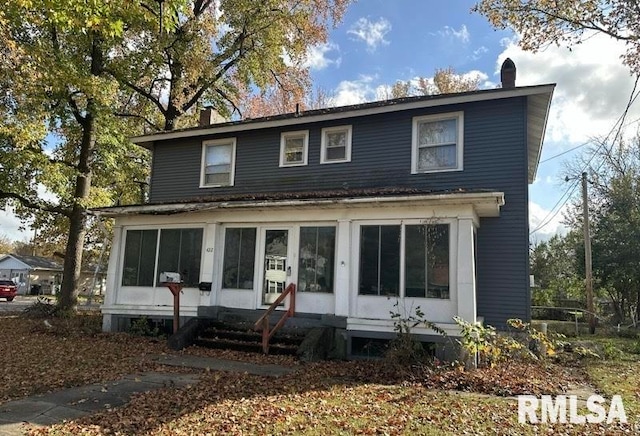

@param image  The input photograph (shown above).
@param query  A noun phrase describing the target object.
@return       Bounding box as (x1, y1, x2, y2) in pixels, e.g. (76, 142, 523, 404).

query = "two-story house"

(95, 60, 554, 356)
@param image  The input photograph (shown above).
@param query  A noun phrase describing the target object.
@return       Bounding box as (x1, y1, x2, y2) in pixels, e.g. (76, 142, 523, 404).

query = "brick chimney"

(199, 107, 226, 127)
(500, 58, 516, 88)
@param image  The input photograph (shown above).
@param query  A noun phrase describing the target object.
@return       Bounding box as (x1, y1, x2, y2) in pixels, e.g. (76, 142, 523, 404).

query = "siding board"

(148, 97, 532, 327)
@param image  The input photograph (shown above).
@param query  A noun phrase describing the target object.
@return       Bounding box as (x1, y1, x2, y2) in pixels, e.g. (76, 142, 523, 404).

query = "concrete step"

(194, 321, 306, 355)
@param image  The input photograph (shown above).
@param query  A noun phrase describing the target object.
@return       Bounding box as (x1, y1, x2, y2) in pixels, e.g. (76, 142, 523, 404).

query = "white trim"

(119, 224, 206, 290)
(411, 111, 464, 174)
(320, 125, 352, 164)
(279, 130, 309, 167)
(200, 138, 236, 188)
(93, 191, 505, 218)
(353, 219, 455, 300)
(131, 85, 554, 145)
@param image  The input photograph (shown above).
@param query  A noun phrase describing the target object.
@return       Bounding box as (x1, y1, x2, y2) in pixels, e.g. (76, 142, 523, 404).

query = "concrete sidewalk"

(0, 355, 295, 435)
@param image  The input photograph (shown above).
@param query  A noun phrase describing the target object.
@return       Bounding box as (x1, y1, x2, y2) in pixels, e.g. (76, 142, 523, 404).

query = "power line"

(530, 76, 640, 235)
(539, 141, 591, 163)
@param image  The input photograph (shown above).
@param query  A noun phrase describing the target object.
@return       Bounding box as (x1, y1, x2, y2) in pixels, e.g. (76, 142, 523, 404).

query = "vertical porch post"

(456, 218, 477, 324)
(334, 219, 351, 317)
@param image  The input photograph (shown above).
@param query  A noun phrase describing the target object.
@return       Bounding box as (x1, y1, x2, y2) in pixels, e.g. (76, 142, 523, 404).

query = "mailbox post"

(160, 272, 183, 334)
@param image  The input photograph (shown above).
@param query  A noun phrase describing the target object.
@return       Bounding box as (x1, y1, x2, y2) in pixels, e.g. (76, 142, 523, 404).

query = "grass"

(1, 310, 639, 435)
(575, 335, 640, 419)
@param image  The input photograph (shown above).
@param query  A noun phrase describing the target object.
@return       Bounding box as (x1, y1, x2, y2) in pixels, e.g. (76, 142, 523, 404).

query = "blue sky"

(2, 0, 638, 242)
(304, 0, 640, 243)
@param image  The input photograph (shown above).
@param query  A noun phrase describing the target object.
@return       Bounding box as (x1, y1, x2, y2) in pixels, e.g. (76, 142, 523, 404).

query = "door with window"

(261, 229, 291, 306)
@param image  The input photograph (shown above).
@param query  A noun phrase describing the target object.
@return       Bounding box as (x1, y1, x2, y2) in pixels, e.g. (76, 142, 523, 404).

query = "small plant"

(387, 300, 447, 366)
(128, 317, 161, 337)
(573, 345, 601, 359)
(629, 339, 640, 355)
(601, 340, 624, 360)
(453, 317, 563, 368)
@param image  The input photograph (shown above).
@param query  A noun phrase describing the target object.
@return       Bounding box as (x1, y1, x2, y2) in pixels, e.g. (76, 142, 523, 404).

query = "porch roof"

(91, 187, 505, 218)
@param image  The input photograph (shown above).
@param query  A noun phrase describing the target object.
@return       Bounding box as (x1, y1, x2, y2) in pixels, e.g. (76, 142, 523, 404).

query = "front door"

(261, 229, 290, 305)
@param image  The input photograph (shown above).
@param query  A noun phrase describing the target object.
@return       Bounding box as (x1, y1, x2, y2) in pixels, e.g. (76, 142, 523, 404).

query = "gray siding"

(149, 97, 531, 327)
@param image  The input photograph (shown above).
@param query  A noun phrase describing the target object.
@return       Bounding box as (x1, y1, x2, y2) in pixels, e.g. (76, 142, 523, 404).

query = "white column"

(334, 219, 351, 317)
(456, 218, 477, 324)
(102, 224, 123, 331)
(201, 222, 218, 305)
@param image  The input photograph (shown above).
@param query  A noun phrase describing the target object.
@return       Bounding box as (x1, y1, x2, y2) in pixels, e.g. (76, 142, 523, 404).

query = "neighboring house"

(95, 60, 554, 353)
(0, 254, 106, 296)
(0, 254, 63, 295)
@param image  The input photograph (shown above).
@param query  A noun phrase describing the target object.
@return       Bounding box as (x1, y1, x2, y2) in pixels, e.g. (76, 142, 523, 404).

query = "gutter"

(91, 191, 506, 217)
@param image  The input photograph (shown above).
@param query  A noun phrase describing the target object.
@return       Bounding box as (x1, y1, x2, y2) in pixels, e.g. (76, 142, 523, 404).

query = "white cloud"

(332, 76, 377, 106)
(496, 33, 640, 145)
(529, 201, 568, 240)
(438, 25, 470, 44)
(0, 207, 30, 243)
(304, 43, 341, 70)
(471, 46, 489, 61)
(347, 17, 391, 51)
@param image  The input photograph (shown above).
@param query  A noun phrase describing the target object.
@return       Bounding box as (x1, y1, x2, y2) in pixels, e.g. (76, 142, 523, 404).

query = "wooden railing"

(253, 283, 296, 354)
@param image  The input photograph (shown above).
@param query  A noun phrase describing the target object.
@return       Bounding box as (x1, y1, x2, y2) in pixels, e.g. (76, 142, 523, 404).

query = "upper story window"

(280, 130, 308, 167)
(201, 138, 236, 187)
(321, 125, 352, 164)
(412, 112, 463, 173)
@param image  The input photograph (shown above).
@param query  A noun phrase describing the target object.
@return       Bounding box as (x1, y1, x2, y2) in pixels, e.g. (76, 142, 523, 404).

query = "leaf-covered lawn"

(2, 314, 638, 435)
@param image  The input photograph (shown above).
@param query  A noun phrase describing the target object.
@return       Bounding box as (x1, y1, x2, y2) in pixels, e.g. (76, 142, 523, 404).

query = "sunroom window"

(358, 225, 400, 296)
(222, 228, 257, 289)
(122, 228, 203, 287)
(404, 224, 450, 298)
(358, 223, 450, 299)
(298, 226, 336, 293)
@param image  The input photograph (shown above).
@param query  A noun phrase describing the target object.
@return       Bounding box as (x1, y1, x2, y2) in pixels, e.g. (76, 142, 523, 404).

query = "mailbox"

(198, 282, 212, 292)
(159, 272, 181, 283)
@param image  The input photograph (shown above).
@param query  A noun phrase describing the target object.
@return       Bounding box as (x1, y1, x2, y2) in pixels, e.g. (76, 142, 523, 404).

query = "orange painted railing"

(253, 283, 296, 354)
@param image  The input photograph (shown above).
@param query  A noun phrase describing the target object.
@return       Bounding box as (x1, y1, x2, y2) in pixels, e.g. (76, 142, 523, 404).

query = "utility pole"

(582, 172, 596, 334)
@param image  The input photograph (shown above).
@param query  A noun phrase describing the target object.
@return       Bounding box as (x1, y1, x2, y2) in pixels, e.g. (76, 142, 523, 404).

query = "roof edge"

(132, 84, 556, 148)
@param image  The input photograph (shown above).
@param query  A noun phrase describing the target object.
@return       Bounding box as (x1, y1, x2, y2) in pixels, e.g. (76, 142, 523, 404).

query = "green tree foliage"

(557, 135, 640, 324)
(108, 0, 351, 130)
(529, 232, 583, 306)
(0, 0, 353, 311)
(473, 0, 640, 74)
(0, 1, 154, 310)
(587, 139, 640, 323)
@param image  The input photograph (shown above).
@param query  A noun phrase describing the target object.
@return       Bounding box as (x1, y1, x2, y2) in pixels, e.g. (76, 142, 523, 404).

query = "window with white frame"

(412, 112, 463, 173)
(122, 229, 158, 287)
(222, 227, 257, 289)
(201, 139, 236, 187)
(280, 131, 308, 166)
(321, 126, 352, 163)
(404, 224, 450, 298)
(121, 228, 204, 287)
(359, 225, 400, 296)
(298, 226, 336, 293)
(358, 223, 450, 298)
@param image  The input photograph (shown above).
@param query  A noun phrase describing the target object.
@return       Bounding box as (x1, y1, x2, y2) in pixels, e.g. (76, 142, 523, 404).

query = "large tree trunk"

(58, 35, 102, 312)
(58, 106, 96, 311)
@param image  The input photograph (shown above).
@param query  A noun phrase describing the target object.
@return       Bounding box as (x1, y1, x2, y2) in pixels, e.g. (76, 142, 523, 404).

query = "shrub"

(128, 317, 162, 338)
(453, 317, 563, 367)
(386, 301, 447, 366)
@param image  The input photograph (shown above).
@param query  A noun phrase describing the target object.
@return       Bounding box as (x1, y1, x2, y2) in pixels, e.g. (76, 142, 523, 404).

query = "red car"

(0, 280, 17, 302)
